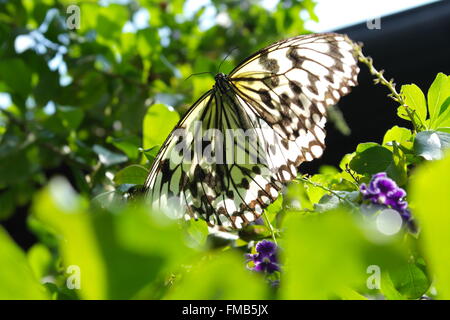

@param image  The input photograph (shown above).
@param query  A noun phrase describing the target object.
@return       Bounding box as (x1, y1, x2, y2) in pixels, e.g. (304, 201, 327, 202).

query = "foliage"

(1, 0, 450, 300)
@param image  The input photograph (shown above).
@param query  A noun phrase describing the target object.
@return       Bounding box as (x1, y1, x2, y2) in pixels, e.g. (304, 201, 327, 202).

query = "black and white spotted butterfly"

(143, 33, 360, 229)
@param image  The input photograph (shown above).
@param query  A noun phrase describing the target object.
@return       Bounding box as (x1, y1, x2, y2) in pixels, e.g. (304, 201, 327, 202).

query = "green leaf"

(0, 150, 33, 185)
(383, 126, 412, 148)
(414, 130, 450, 160)
(389, 262, 430, 299)
(143, 104, 180, 149)
(107, 136, 141, 160)
(164, 252, 267, 299)
(0, 189, 15, 220)
(113, 164, 148, 185)
(265, 195, 283, 224)
(410, 153, 450, 299)
(142, 145, 160, 164)
(0, 226, 49, 299)
(184, 219, 209, 248)
(380, 271, 407, 300)
(92, 144, 128, 166)
(314, 191, 359, 212)
(433, 96, 450, 128)
(27, 243, 53, 281)
(0, 58, 32, 97)
(32, 178, 195, 299)
(349, 145, 393, 175)
(401, 84, 427, 124)
(428, 73, 450, 127)
(280, 210, 407, 299)
(386, 143, 408, 186)
(58, 106, 84, 131)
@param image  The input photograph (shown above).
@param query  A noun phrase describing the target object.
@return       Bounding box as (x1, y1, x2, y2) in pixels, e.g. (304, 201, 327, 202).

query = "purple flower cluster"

(360, 172, 411, 221)
(246, 240, 280, 274)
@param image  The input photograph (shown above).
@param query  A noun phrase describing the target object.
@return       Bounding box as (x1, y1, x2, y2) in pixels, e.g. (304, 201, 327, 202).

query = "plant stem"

(351, 42, 424, 132)
(297, 176, 358, 209)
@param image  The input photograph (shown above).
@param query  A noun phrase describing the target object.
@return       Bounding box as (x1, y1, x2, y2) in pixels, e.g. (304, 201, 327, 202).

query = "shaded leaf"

(414, 130, 450, 160)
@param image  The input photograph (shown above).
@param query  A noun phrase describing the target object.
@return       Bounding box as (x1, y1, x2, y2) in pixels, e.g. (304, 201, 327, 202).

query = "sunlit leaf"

(0, 227, 49, 299)
(143, 104, 180, 149)
(400, 84, 427, 124)
(165, 252, 267, 299)
(410, 153, 450, 299)
(428, 73, 450, 127)
(114, 164, 148, 185)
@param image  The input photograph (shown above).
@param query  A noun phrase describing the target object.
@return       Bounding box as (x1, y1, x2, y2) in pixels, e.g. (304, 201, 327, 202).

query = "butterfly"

(143, 33, 360, 229)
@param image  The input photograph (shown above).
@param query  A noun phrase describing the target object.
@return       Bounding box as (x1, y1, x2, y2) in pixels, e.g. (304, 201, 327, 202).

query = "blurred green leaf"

(114, 164, 148, 185)
(93, 144, 128, 166)
(410, 153, 450, 299)
(27, 243, 53, 281)
(281, 210, 361, 299)
(0, 58, 32, 97)
(142, 145, 160, 164)
(143, 104, 180, 149)
(280, 209, 407, 299)
(32, 177, 195, 299)
(184, 219, 209, 248)
(0, 226, 49, 299)
(165, 252, 267, 299)
(0, 189, 15, 220)
(58, 106, 84, 131)
(107, 136, 141, 160)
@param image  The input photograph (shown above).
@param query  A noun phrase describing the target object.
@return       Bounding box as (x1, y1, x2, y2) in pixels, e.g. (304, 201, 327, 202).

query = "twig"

(297, 176, 358, 209)
(352, 42, 424, 132)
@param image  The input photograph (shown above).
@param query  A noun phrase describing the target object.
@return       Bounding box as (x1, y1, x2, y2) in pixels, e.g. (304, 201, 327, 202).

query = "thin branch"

(352, 42, 425, 132)
(297, 176, 358, 209)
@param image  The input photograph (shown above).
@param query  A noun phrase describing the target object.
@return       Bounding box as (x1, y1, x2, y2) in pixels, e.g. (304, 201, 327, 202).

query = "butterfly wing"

(144, 87, 282, 229)
(229, 33, 359, 182)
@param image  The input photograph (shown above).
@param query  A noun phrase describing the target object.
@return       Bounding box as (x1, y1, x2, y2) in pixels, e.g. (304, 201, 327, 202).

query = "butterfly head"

(214, 72, 228, 81)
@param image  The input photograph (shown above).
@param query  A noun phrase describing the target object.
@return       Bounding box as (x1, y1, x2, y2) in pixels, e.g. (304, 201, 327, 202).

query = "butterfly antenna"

(185, 71, 214, 81)
(217, 46, 238, 74)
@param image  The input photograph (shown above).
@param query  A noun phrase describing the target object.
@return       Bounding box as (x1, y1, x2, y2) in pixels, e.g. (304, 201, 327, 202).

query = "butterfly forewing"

(144, 33, 360, 229)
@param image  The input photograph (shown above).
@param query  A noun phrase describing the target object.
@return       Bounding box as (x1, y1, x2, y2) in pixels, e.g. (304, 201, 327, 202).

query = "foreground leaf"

(410, 153, 450, 299)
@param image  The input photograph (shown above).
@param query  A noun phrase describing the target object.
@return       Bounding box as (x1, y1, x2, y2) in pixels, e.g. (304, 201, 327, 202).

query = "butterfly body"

(144, 33, 360, 229)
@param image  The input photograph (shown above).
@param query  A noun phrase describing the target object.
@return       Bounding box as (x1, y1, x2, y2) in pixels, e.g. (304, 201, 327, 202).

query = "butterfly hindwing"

(145, 88, 281, 228)
(229, 33, 359, 182)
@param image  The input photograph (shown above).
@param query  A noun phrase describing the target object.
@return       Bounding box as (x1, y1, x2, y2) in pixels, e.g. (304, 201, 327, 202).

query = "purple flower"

(360, 172, 412, 222)
(246, 240, 280, 274)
